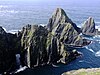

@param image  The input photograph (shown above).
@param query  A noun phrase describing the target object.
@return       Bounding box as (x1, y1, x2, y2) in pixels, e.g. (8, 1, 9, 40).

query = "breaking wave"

(95, 50, 100, 57)
(85, 46, 95, 53)
(8, 30, 21, 34)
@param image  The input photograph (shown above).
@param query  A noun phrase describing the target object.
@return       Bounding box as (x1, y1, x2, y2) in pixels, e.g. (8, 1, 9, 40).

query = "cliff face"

(82, 17, 96, 36)
(0, 26, 19, 74)
(20, 25, 48, 67)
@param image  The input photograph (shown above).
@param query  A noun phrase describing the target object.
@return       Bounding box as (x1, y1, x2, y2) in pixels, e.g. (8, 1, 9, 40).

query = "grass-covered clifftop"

(62, 68, 100, 75)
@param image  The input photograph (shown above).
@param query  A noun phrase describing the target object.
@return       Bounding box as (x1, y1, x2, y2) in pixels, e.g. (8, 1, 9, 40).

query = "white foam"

(8, 30, 21, 34)
(0, 10, 19, 14)
(52, 64, 59, 67)
(79, 60, 84, 63)
(95, 50, 100, 57)
(2, 27, 7, 32)
(39, 24, 47, 27)
(89, 49, 95, 53)
(15, 66, 27, 74)
(96, 26, 100, 31)
(0, 5, 8, 8)
(85, 46, 89, 49)
(79, 33, 82, 36)
(85, 46, 95, 53)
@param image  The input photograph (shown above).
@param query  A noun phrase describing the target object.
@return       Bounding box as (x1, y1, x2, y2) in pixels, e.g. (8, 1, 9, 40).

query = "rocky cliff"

(0, 8, 91, 74)
(47, 8, 81, 33)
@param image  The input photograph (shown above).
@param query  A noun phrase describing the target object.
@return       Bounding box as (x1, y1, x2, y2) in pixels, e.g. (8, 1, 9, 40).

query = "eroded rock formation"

(20, 8, 90, 68)
(82, 17, 96, 36)
(47, 8, 81, 33)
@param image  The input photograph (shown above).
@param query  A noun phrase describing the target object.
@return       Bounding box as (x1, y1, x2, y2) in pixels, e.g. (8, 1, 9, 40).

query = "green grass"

(62, 68, 100, 75)
(75, 72, 100, 75)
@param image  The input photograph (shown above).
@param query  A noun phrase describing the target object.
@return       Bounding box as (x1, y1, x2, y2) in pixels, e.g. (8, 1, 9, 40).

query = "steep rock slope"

(47, 8, 81, 33)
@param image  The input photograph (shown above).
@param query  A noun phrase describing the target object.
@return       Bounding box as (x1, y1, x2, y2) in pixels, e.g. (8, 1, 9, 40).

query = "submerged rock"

(82, 17, 96, 36)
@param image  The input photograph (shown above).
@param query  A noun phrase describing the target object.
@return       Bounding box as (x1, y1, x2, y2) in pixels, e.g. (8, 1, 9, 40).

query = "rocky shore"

(0, 8, 99, 74)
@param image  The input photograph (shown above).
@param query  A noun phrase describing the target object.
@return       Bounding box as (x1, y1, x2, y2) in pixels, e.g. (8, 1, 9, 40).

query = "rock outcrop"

(82, 17, 96, 36)
(19, 8, 90, 68)
(47, 8, 81, 33)
(20, 25, 48, 68)
(20, 24, 82, 68)
(47, 8, 90, 47)
(0, 26, 20, 74)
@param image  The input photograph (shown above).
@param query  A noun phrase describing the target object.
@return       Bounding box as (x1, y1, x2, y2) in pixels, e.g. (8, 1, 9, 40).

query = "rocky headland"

(0, 8, 99, 74)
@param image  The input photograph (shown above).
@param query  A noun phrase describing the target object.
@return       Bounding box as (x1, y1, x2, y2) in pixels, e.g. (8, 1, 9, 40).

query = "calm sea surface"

(0, 1, 100, 75)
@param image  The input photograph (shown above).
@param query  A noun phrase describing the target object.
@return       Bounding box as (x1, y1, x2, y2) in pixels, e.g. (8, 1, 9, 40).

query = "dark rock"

(0, 27, 20, 74)
(0, 26, 6, 34)
(82, 17, 96, 36)
(61, 49, 82, 64)
(20, 25, 48, 68)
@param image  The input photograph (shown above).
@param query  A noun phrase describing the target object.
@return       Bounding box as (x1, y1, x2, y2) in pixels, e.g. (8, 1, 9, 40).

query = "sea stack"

(82, 17, 96, 36)
(20, 8, 87, 68)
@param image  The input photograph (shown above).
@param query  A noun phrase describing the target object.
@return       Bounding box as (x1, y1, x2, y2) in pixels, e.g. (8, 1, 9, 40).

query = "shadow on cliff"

(15, 41, 100, 75)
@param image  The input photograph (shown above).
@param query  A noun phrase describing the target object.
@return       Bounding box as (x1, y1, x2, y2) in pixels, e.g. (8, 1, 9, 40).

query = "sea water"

(0, 1, 100, 75)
